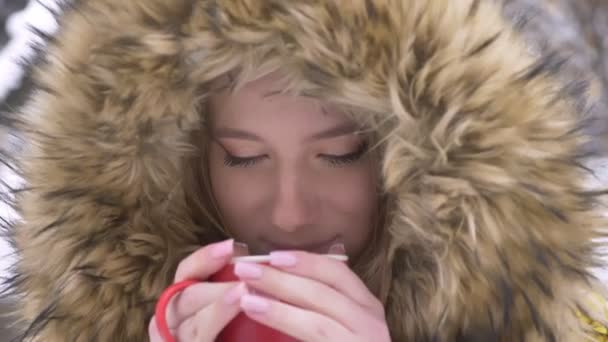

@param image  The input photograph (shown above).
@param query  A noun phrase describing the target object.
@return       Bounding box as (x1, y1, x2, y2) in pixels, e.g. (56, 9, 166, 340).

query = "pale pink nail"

(210, 239, 234, 258)
(233, 242, 250, 257)
(234, 262, 263, 279)
(269, 251, 297, 267)
(224, 283, 247, 304)
(241, 294, 270, 313)
(328, 243, 346, 255)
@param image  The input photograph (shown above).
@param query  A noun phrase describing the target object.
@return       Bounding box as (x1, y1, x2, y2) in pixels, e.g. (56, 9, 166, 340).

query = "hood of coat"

(3, 0, 607, 340)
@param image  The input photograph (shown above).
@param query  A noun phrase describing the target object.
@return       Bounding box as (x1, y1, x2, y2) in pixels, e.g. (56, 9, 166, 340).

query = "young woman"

(3, 0, 607, 341)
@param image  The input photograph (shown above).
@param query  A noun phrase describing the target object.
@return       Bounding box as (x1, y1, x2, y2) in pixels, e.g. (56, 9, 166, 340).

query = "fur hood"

(3, 0, 608, 340)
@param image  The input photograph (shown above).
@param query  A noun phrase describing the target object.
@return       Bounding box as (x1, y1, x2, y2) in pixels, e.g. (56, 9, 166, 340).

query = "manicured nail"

(224, 283, 248, 304)
(269, 251, 298, 267)
(328, 243, 346, 255)
(240, 294, 270, 313)
(233, 242, 250, 257)
(234, 262, 263, 279)
(210, 239, 234, 258)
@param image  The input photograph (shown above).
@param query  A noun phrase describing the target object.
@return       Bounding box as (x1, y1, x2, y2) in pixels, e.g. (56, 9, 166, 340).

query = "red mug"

(155, 254, 348, 342)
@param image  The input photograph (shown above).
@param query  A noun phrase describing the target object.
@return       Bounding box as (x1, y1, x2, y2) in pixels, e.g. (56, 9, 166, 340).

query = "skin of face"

(207, 73, 378, 257)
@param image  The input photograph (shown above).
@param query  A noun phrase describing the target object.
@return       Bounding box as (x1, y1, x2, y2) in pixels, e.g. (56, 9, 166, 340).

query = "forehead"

(209, 73, 354, 130)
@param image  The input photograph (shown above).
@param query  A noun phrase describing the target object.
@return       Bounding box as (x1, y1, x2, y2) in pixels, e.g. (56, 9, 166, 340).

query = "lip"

(261, 236, 340, 254)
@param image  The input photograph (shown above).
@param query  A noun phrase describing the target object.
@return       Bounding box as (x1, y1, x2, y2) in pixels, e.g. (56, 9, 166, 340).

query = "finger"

(174, 239, 235, 282)
(268, 251, 381, 310)
(149, 316, 178, 342)
(240, 294, 352, 342)
(148, 316, 162, 342)
(234, 262, 365, 329)
(165, 282, 238, 328)
(176, 283, 248, 342)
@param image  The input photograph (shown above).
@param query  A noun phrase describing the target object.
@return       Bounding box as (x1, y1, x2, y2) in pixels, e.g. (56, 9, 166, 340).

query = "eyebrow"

(213, 123, 359, 142)
(307, 123, 359, 141)
(213, 127, 262, 141)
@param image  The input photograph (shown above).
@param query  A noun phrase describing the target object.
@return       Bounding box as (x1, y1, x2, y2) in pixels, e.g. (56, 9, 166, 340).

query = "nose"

(270, 167, 316, 233)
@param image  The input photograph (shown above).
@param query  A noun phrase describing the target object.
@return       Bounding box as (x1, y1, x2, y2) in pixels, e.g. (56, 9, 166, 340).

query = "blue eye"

(223, 154, 266, 168)
(320, 141, 368, 166)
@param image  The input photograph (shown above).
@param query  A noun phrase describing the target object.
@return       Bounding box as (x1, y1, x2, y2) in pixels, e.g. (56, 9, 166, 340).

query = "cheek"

(208, 146, 268, 221)
(328, 174, 375, 214)
(320, 163, 378, 226)
(319, 166, 378, 255)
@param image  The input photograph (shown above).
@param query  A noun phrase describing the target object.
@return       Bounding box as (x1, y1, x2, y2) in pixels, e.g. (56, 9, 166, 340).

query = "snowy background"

(0, 0, 59, 100)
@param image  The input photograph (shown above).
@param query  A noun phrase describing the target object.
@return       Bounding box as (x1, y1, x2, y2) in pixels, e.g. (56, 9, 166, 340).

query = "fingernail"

(328, 243, 346, 255)
(210, 239, 234, 258)
(240, 294, 270, 313)
(224, 283, 248, 304)
(234, 262, 262, 279)
(233, 242, 250, 257)
(269, 251, 297, 267)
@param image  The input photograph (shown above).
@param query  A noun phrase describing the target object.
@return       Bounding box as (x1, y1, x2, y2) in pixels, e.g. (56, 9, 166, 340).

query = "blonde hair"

(181, 65, 393, 303)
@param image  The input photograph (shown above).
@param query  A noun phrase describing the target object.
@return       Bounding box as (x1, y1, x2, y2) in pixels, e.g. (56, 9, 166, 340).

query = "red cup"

(154, 254, 347, 342)
(212, 258, 294, 342)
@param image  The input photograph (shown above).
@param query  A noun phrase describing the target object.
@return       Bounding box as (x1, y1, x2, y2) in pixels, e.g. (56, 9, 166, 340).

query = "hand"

(149, 239, 249, 342)
(233, 251, 391, 342)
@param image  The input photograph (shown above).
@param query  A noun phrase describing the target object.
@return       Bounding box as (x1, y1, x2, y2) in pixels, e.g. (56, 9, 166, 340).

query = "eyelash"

(223, 154, 267, 168)
(222, 141, 368, 168)
(319, 141, 368, 167)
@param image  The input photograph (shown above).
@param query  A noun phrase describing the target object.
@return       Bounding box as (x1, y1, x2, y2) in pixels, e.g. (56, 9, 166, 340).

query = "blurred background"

(0, 0, 607, 340)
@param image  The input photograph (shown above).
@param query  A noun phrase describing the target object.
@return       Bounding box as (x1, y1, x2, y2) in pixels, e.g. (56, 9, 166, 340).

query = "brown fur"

(2, 0, 608, 340)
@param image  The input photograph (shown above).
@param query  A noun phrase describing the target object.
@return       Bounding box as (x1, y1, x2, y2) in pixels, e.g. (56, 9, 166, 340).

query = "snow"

(0, 165, 20, 287)
(0, 0, 60, 101)
(585, 157, 608, 283)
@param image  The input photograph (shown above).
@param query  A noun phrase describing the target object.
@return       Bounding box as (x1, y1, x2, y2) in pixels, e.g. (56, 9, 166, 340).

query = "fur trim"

(2, 0, 607, 340)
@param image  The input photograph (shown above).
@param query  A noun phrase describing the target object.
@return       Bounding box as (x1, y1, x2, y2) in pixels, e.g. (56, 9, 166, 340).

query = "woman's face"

(207, 73, 378, 257)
